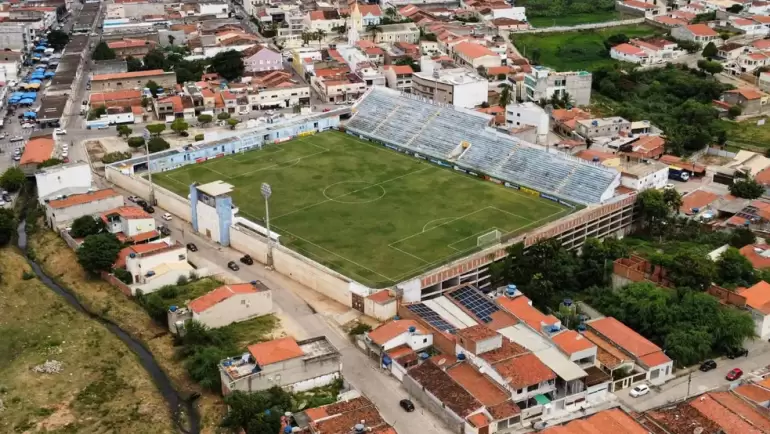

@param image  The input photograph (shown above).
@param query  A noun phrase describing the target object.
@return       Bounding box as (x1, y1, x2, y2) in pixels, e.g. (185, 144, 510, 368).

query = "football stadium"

(109, 87, 634, 305)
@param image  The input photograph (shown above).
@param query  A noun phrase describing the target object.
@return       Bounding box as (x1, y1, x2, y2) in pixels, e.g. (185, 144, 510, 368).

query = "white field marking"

(421, 217, 457, 233)
(162, 172, 190, 188)
(388, 244, 430, 264)
(271, 167, 432, 221)
(226, 146, 285, 165)
(233, 146, 330, 178)
(322, 182, 387, 204)
(388, 206, 494, 248)
(271, 224, 396, 282)
(447, 227, 503, 251)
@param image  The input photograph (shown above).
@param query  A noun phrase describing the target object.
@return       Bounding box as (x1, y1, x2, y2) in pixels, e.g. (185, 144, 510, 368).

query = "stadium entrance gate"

(352, 293, 365, 313)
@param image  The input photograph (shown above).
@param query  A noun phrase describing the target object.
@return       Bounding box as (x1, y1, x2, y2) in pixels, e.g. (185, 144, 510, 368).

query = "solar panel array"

(347, 87, 620, 204)
(448, 286, 499, 323)
(406, 303, 458, 334)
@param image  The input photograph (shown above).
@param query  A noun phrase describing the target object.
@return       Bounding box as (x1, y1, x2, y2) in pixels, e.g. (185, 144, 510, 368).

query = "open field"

(0, 248, 174, 433)
(718, 118, 770, 151)
(527, 11, 624, 28)
(154, 131, 571, 288)
(512, 24, 662, 71)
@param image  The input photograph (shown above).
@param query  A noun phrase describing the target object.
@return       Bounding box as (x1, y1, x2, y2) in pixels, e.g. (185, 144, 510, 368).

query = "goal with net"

(477, 229, 502, 246)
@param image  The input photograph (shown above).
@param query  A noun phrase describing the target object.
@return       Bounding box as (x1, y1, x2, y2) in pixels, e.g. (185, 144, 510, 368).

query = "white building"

(375, 22, 420, 44)
(737, 281, 770, 338)
(101, 206, 158, 243)
(366, 319, 433, 353)
(523, 66, 593, 107)
(505, 102, 549, 144)
(44, 189, 125, 228)
(412, 68, 488, 108)
(35, 161, 93, 204)
(199, 2, 230, 18)
(305, 10, 345, 34)
(620, 162, 670, 191)
(671, 24, 721, 46)
(452, 42, 502, 69)
(730, 17, 767, 36)
(179, 282, 273, 329)
(383, 64, 414, 93)
(120, 241, 198, 294)
(0, 51, 22, 82)
(247, 85, 311, 109)
(610, 43, 650, 64)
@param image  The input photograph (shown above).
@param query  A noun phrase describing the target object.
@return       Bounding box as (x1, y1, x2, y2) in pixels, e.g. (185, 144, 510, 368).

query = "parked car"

(9, 136, 23, 142)
(127, 195, 138, 202)
(0, 133, 6, 140)
(186, 243, 198, 252)
(227, 261, 240, 271)
(161, 213, 172, 221)
(239, 109, 249, 115)
(240, 254, 253, 265)
(726, 368, 743, 381)
(399, 399, 415, 412)
(180, 131, 189, 137)
(727, 348, 749, 359)
(143, 205, 155, 214)
(629, 384, 650, 398)
(12, 155, 20, 161)
(136, 199, 147, 207)
(699, 360, 717, 372)
(158, 225, 171, 236)
(54, 128, 66, 135)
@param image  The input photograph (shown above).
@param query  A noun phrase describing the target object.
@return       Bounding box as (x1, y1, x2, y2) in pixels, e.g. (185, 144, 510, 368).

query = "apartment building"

(575, 117, 632, 139)
(412, 68, 488, 108)
(671, 23, 720, 46)
(375, 22, 420, 44)
(383, 64, 414, 93)
(523, 66, 592, 106)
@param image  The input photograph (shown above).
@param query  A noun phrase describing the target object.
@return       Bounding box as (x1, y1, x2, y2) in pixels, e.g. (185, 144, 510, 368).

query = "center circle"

(323, 181, 386, 204)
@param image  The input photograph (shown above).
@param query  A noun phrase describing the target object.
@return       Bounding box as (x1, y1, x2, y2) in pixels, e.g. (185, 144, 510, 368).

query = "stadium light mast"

(143, 128, 156, 205)
(261, 182, 274, 269)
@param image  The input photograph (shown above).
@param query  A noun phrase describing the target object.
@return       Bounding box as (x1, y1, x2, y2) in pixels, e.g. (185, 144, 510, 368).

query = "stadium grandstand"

(347, 87, 620, 205)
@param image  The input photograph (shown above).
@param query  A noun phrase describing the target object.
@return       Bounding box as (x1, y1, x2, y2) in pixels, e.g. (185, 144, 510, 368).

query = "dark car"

(158, 225, 171, 236)
(699, 360, 717, 372)
(727, 348, 749, 359)
(180, 131, 189, 137)
(399, 399, 415, 412)
(227, 261, 240, 271)
(143, 205, 155, 214)
(186, 243, 198, 252)
(240, 254, 254, 265)
(726, 368, 743, 381)
(136, 199, 147, 207)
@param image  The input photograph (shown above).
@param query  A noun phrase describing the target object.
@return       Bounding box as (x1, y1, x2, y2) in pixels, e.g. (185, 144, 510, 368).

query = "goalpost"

(477, 229, 502, 247)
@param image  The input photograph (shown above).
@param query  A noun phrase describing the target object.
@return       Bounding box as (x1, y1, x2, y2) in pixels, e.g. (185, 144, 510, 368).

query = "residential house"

(610, 43, 650, 64)
(101, 206, 159, 244)
(551, 330, 598, 368)
(412, 67, 488, 108)
(298, 396, 396, 434)
(653, 16, 689, 27)
(89, 89, 143, 110)
(575, 117, 631, 139)
(114, 241, 199, 295)
(523, 66, 593, 106)
(35, 161, 93, 204)
(44, 189, 124, 228)
(736, 280, 770, 338)
(219, 336, 342, 394)
(358, 4, 383, 27)
(619, 0, 659, 17)
(382, 64, 414, 92)
(586, 317, 674, 386)
(19, 135, 55, 176)
(730, 17, 767, 36)
(375, 22, 420, 44)
(243, 45, 282, 74)
(671, 23, 721, 46)
(169, 281, 272, 332)
(540, 408, 649, 434)
(107, 38, 157, 59)
(739, 243, 770, 269)
(364, 319, 433, 378)
(722, 88, 768, 115)
(90, 69, 177, 92)
(452, 41, 502, 69)
(306, 10, 344, 35)
(628, 38, 683, 63)
(718, 42, 747, 59)
(491, 17, 530, 32)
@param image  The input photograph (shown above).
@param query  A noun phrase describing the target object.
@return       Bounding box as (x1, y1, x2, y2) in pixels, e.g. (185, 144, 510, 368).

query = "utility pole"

(686, 371, 693, 400)
(261, 182, 274, 269)
(143, 128, 156, 205)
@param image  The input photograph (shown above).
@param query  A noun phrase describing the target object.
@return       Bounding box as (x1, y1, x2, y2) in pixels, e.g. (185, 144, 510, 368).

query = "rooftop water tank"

(506, 284, 517, 297)
(169, 305, 178, 312)
(457, 353, 466, 361)
(129, 253, 137, 258)
(354, 424, 365, 433)
(284, 427, 292, 434)
(419, 352, 429, 360)
(577, 324, 587, 332)
(408, 326, 416, 333)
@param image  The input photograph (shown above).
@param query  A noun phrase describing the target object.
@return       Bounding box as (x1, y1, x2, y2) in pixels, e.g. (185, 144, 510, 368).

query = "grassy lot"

(512, 24, 662, 71)
(527, 11, 623, 28)
(0, 248, 173, 433)
(154, 131, 570, 288)
(718, 117, 770, 151)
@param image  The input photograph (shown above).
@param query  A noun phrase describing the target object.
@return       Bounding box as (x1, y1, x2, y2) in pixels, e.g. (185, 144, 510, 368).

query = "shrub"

(113, 267, 132, 284)
(348, 323, 372, 336)
(194, 134, 204, 141)
(102, 151, 132, 164)
(177, 275, 189, 285)
(127, 136, 145, 148)
(22, 271, 35, 280)
(147, 137, 170, 153)
(217, 112, 231, 120)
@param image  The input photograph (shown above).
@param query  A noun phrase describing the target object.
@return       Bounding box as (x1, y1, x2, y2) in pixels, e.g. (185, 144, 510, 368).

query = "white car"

(54, 128, 67, 135)
(629, 384, 650, 398)
(61, 151, 68, 158)
(161, 213, 172, 221)
(239, 109, 249, 115)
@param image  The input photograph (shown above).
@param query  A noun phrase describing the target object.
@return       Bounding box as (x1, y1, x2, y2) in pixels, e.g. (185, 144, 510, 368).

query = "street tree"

(170, 118, 189, 135)
(729, 176, 765, 199)
(697, 59, 724, 75)
(127, 136, 145, 148)
(227, 118, 239, 130)
(147, 137, 170, 153)
(70, 216, 106, 238)
(0, 167, 25, 192)
(665, 326, 712, 367)
(217, 112, 231, 120)
(197, 114, 213, 125)
(145, 80, 161, 97)
(117, 125, 133, 138)
(211, 50, 245, 81)
(47, 30, 70, 50)
(77, 233, 122, 274)
(92, 42, 116, 60)
(702, 41, 718, 58)
(146, 123, 166, 137)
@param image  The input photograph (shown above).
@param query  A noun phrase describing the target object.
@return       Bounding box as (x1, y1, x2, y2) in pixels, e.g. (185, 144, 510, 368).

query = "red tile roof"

(188, 283, 261, 313)
(479, 338, 529, 363)
(114, 242, 175, 268)
(487, 401, 520, 420)
(612, 43, 648, 57)
(728, 88, 764, 100)
(447, 363, 508, 406)
(20, 136, 54, 165)
(367, 289, 394, 304)
(248, 337, 304, 366)
(467, 413, 489, 428)
(47, 189, 121, 209)
(367, 320, 425, 346)
(552, 330, 595, 356)
(497, 295, 559, 331)
(493, 353, 556, 389)
(735, 384, 770, 403)
(690, 393, 765, 434)
(456, 324, 499, 342)
(739, 245, 770, 270)
(383, 64, 413, 75)
(101, 206, 151, 220)
(108, 38, 155, 50)
(686, 24, 718, 37)
(92, 69, 167, 82)
(358, 4, 383, 16)
(542, 408, 648, 434)
(708, 391, 770, 432)
(738, 280, 770, 313)
(654, 16, 688, 26)
(453, 42, 497, 59)
(588, 317, 671, 367)
(624, 0, 657, 8)
(408, 361, 482, 417)
(680, 190, 719, 214)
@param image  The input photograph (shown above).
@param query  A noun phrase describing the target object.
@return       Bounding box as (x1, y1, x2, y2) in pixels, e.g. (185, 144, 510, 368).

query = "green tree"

(716, 247, 757, 287)
(711, 307, 756, 352)
(211, 50, 245, 81)
(499, 85, 512, 108)
(729, 227, 756, 248)
(47, 30, 70, 50)
(143, 48, 167, 71)
(70, 216, 106, 238)
(146, 123, 166, 137)
(37, 158, 64, 169)
(147, 137, 170, 153)
(727, 3, 743, 12)
(125, 56, 143, 72)
(140, 96, 151, 108)
(667, 249, 716, 291)
(127, 136, 145, 148)
(662, 188, 683, 213)
(227, 118, 239, 130)
(301, 31, 312, 46)
(168, 34, 176, 45)
(603, 33, 629, 50)
(702, 41, 718, 58)
(729, 176, 765, 199)
(0, 167, 25, 192)
(170, 118, 189, 135)
(637, 189, 671, 232)
(697, 59, 724, 75)
(197, 114, 213, 125)
(77, 233, 122, 274)
(113, 267, 132, 284)
(0, 208, 16, 247)
(217, 112, 231, 120)
(145, 80, 161, 97)
(117, 125, 132, 138)
(665, 326, 712, 366)
(728, 104, 742, 119)
(92, 42, 116, 61)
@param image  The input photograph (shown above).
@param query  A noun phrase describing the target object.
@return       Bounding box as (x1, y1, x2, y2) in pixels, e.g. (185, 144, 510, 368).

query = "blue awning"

(35, 46, 46, 51)
(29, 79, 42, 84)
(24, 112, 37, 118)
(19, 98, 34, 104)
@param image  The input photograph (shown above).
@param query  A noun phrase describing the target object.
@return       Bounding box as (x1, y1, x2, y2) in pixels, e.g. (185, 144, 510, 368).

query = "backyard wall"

(510, 17, 645, 34)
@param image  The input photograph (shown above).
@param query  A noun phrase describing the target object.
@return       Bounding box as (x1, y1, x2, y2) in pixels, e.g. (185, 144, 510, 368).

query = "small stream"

(16, 221, 201, 434)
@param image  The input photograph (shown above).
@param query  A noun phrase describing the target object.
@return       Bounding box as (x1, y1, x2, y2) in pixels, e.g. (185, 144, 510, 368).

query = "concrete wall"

(510, 18, 645, 34)
(364, 298, 397, 320)
(286, 371, 340, 393)
(229, 353, 342, 393)
(194, 291, 272, 329)
(105, 167, 193, 221)
(402, 373, 464, 434)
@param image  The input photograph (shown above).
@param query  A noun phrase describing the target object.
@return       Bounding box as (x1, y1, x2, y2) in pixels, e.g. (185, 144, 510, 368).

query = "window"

(423, 338, 427, 343)
(527, 384, 538, 392)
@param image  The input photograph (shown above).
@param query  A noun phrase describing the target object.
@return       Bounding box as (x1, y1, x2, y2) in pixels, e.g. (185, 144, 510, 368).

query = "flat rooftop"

(196, 180, 234, 197)
(64, 34, 89, 55)
(577, 117, 629, 128)
(298, 337, 337, 360)
(37, 95, 69, 121)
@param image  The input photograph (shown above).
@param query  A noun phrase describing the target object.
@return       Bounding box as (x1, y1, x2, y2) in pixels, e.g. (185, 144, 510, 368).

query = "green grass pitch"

(154, 131, 572, 288)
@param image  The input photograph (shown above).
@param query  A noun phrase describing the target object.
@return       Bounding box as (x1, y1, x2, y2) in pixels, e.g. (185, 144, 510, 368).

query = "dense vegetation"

(592, 64, 731, 154)
(515, 0, 615, 17)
